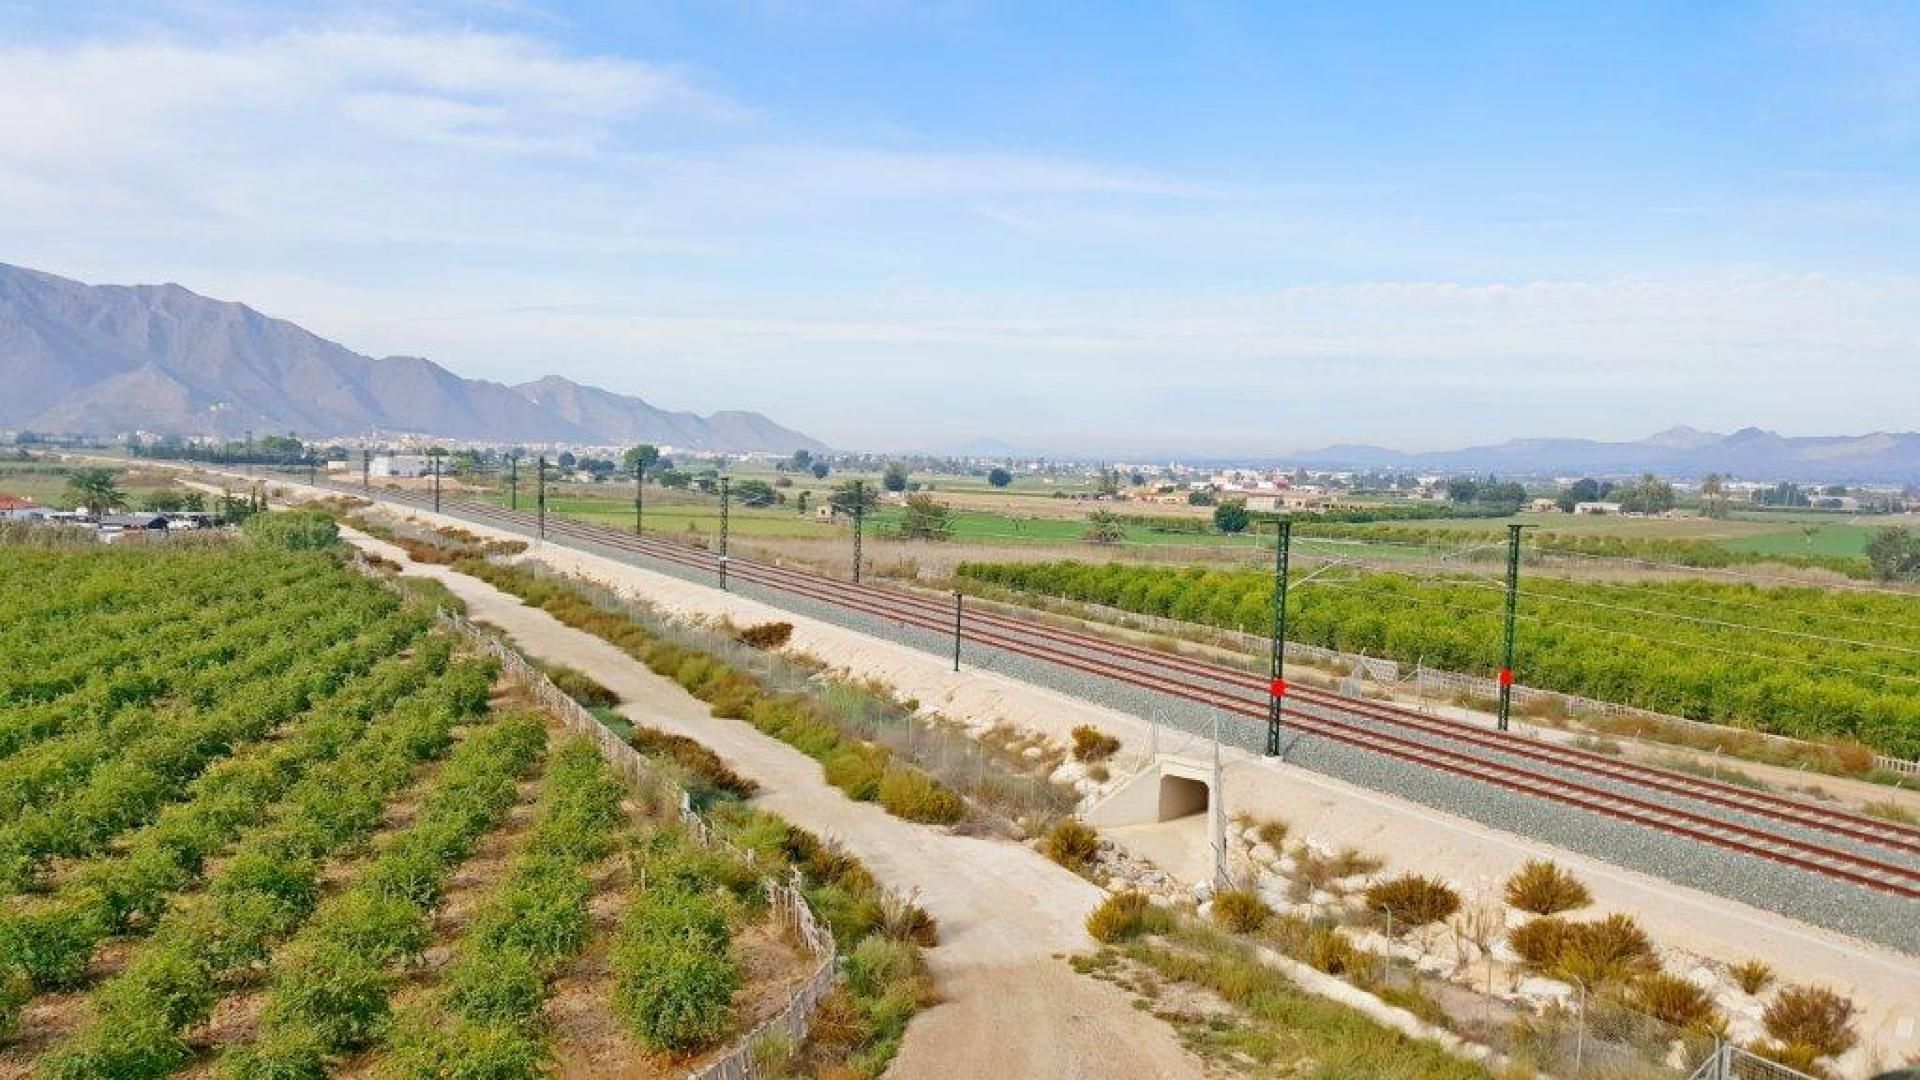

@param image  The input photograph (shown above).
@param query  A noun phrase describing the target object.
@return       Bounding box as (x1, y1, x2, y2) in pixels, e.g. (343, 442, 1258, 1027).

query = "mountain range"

(1289, 426, 1920, 484)
(0, 263, 826, 453)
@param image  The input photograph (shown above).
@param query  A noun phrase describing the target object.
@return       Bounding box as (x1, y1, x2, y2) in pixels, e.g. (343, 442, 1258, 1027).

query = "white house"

(370, 454, 432, 478)
(1573, 501, 1623, 515)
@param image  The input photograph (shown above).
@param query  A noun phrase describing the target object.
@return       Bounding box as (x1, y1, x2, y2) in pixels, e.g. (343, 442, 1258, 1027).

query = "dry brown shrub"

(1631, 971, 1720, 1031)
(1069, 725, 1120, 762)
(736, 621, 794, 649)
(1509, 916, 1577, 970)
(1731, 958, 1775, 995)
(1762, 985, 1859, 1059)
(1043, 818, 1100, 871)
(1210, 888, 1271, 934)
(1364, 874, 1461, 930)
(1504, 859, 1592, 915)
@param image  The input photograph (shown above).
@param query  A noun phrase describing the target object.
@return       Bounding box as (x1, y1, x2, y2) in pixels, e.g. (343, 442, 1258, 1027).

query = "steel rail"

(319, 480, 1920, 898)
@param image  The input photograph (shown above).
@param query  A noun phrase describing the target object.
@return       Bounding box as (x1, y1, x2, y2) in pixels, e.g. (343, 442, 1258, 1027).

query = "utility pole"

(307, 456, 316, 488)
(953, 591, 963, 671)
(362, 448, 370, 491)
(851, 479, 866, 584)
(1266, 520, 1292, 757)
(1498, 523, 1526, 732)
(536, 455, 547, 541)
(508, 453, 519, 511)
(633, 457, 644, 535)
(430, 453, 441, 513)
(717, 476, 730, 590)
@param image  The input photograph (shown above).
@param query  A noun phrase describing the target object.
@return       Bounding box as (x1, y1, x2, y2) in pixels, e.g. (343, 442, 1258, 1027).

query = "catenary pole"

(953, 591, 963, 671)
(362, 449, 370, 491)
(717, 476, 731, 590)
(508, 453, 518, 510)
(633, 458, 644, 535)
(431, 453, 441, 513)
(1498, 523, 1526, 732)
(536, 455, 547, 541)
(851, 480, 866, 584)
(1266, 519, 1292, 757)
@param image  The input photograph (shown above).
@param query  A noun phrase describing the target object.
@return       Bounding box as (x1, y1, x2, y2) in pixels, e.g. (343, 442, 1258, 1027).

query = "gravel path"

(347, 529, 1205, 1080)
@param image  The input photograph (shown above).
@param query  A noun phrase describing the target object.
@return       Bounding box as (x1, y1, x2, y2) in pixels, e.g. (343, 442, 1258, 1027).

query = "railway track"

(316, 479, 1920, 901)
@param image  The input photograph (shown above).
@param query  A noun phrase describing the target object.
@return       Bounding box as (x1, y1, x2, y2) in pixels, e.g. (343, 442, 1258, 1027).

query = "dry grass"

(1630, 972, 1721, 1031)
(1043, 818, 1101, 871)
(1731, 958, 1774, 996)
(1761, 985, 1859, 1059)
(1209, 889, 1272, 934)
(735, 621, 794, 650)
(1291, 846, 1383, 895)
(1069, 725, 1121, 763)
(1086, 892, 1173, 943)
(1503, 860, 1592, 916)
(1861, 799, 1917, 826)
(1363, 875, 1461, 930)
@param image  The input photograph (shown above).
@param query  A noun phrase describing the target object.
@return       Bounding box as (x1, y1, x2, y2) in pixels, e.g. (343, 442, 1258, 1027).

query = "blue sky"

(1, 1, 1915, 454)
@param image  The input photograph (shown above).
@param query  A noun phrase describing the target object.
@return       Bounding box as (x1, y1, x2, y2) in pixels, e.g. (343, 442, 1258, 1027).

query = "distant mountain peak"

(1641, 425, 1722, 449)
(0, 262, 825, 453)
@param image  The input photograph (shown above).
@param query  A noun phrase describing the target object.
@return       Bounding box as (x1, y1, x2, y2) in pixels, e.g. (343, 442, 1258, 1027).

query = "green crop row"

(382, 736, 628, 1077)
(218, 713, 547, 1078)
(0, 585, 402, 821)
(30, 659, 496, 1080)
(453, 557, 967, 825)
(955, 559, 1920, 759)
(0, 641, 464, 1031)
(0, 606, 429, 895)
(612, 830, 752, 1053)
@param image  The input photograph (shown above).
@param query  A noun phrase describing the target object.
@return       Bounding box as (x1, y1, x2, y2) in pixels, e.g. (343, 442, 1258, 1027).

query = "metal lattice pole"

(536, 455, 547, 541)
(508, 453, 518, 510)
(718, 476, 730, 590)
(633, 458, 644, 535)
(1266, 520, 1292, 756)
(952, 591, 963, 671)
(431, 453, 441, 513)
(1499, 522, 1524, 732)
(851, 479, 865, 584)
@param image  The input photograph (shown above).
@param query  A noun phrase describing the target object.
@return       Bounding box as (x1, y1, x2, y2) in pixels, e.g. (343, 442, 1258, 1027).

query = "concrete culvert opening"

(1157, 774, 1210, 822)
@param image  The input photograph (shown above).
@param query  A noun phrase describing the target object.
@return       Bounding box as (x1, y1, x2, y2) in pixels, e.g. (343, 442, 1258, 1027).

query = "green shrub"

(1043, 818, 1100, 871)
(1210, 888, 1272, 934)
(1363, 874, 1461, 930)
(1086, 892, 1171, 943)
(243, 511, 340, 550)
(611, 935, 738, 1052)
(822, 745, 889, 801)
(876, 766, 965, 824)
(545, 665, 619, 709)
(1762, 984, 1858, 1059)
(1069, 725, 1120, 763)
(1504, 860, 1591, 915)
(258, 938, 394, 1051)
(445, 949, 550, 1025)
(385, 1013, 549, 1079)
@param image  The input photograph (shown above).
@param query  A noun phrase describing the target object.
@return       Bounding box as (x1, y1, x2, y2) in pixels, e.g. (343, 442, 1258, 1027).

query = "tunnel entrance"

(1157, 774, 1210, 822)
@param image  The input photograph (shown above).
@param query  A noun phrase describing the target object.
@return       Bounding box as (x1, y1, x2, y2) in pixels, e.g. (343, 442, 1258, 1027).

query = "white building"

(1573, 501, 1623, 515)
(370, 454, 432, 478)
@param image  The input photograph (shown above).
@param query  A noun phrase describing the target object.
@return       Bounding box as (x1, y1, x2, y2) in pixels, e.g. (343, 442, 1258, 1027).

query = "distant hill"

(0, 262, 825, 453)
(1290, 426, 1920, 484)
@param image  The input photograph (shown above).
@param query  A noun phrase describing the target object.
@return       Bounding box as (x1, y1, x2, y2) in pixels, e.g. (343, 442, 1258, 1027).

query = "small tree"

(622, 444, 660, 478)
(810, 461, 830, 480)
(882, 461, 909, 492)
(987, 467, 1012, 488)
(733, 479, 778, 507)
(830, 480, 878, 516)
(64, 468, 127, 516)
(897, 493, 953, 541)
(1212, 500, 1251, 534)
(1083, 510, 1125, 545)
(1865, 526, 1920, 582)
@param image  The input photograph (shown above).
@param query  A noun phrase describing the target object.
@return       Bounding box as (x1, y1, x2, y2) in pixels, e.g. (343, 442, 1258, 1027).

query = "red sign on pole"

(1269, 677, 1288, 699)
(1498, 667, 1514, 687)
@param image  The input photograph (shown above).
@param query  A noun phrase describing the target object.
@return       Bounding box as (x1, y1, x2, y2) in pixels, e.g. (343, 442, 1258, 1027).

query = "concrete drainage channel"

(324, 485, 1920, 957)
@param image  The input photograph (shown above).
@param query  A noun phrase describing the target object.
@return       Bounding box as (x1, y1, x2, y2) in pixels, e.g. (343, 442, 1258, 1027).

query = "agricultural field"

(0, 527, 920, 1078)
(954, 558, 1920, 760)
(0, 459, 203, 511)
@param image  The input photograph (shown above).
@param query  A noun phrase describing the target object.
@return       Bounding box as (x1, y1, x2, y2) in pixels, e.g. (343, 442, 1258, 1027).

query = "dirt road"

(345, 529, 1203, 1079)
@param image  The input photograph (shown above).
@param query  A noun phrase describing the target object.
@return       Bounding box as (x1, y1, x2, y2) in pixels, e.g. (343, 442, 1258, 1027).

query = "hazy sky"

(2, 1, 1916, 455)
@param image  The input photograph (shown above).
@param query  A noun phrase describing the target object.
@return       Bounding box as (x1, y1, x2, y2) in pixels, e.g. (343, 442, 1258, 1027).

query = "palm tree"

(64, 468, 127, 517)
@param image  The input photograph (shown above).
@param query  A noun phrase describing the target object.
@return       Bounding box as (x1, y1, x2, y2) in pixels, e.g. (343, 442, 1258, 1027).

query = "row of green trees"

(955, 559, 1920, 758)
